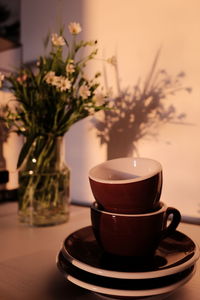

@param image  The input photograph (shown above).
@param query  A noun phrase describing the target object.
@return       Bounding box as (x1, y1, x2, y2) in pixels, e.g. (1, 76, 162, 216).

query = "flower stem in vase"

(18, 136, 70, 226)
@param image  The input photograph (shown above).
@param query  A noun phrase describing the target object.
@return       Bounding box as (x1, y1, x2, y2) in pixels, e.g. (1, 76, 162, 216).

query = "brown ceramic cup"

(89, 157, 162, 214)
(90, 202, 181, 257)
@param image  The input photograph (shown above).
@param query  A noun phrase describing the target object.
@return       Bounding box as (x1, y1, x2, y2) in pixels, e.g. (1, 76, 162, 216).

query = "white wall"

(21, 0, 200, 221)
(21, 0, 85, 62)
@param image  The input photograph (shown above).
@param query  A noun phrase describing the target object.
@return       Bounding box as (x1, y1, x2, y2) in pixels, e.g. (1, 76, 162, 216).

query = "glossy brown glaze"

(89, 172, 162, 214)
(62, 226, 198, 275)
(90, 202, 181, 257)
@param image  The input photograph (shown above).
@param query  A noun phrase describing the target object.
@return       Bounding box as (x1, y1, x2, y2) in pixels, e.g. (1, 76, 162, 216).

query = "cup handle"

(161, 207, 181, 239)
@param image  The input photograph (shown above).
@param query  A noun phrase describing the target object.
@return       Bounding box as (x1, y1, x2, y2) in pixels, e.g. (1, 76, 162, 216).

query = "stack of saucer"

(56, 158, 199, 299)
(57, 226, 199, 299)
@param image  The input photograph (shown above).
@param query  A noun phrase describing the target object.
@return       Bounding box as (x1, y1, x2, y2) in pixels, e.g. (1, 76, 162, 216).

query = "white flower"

(56, 76, 71, 91)
(68, 22, 82, 35)
(66, 62, 75, 74)
(50, 76, 60, 86)
(79, 84, 91, 99)
(44, 72, 71, 91)
(0, 72, 5, 87)
(44, 71, 56, 84)
(51, 33, 65, 46)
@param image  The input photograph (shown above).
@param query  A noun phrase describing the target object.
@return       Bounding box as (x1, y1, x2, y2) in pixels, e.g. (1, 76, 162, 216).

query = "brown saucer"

(57, 251, 196, 299)
(61, 226, 199, 279)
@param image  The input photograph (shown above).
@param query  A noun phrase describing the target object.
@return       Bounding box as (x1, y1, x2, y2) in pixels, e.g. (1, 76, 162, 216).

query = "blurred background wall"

(0, 0, 21, 198)
(6, 0, 200, 221)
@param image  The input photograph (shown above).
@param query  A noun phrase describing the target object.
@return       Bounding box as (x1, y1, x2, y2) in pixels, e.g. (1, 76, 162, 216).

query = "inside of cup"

(89, 157, 162, 183)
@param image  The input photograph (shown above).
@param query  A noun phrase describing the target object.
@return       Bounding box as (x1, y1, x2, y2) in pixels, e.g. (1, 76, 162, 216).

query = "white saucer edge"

(61, 240, 200, 279)
(63, 265, 196, 298)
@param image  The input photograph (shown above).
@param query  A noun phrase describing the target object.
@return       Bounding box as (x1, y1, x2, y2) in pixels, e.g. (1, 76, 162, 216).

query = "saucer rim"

(62, 226, 200, 279)
(56, 252, 196, 298)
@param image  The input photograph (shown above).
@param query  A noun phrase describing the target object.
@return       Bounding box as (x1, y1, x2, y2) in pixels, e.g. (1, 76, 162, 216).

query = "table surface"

(0, 202, 200, 300)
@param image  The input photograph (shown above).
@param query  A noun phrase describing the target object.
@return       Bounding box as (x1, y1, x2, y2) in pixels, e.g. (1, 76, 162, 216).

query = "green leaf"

(43, 32, 50, 49)
(17, 135, 35, 168)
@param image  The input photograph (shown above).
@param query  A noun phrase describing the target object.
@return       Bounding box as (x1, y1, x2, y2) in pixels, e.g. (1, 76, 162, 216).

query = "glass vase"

(18, 136, 70, 226)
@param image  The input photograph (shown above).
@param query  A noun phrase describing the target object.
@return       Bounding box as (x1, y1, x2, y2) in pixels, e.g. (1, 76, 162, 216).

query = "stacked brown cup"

(89, 157, 181, 258)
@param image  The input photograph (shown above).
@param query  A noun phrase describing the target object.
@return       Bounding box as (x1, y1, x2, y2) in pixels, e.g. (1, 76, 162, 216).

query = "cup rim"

(89, 157, 162, 184)
(91, 201, 166, 217)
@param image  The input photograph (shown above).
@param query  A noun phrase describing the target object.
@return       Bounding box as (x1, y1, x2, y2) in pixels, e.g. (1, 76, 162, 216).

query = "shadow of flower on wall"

(92, 50, 192, 160)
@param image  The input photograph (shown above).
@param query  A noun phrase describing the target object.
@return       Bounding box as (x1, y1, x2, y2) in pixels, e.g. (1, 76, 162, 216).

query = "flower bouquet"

(0, 22, 108, 226)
